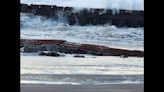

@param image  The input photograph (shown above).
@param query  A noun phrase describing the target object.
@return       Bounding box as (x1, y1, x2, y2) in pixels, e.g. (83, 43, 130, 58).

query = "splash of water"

(21, 0, 144, 10)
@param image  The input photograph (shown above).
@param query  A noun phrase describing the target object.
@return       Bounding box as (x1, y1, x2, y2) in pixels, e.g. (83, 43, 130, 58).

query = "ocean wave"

(20, 13, 144, 50)
(21, 0, 144, 10)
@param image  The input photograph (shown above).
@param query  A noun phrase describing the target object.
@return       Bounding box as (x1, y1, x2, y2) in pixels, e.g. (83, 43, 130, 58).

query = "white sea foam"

(21, 80, 81, 85)
(21, 80, 143, 85)
(21, 13, 144, 51)
(21, 56, 144, 75)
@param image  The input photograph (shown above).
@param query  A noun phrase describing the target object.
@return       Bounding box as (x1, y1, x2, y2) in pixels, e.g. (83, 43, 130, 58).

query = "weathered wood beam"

(20, 39, 144, 57)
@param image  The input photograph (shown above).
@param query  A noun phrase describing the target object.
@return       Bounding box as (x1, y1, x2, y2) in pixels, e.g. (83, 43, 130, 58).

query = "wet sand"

(21, 84, 144, 92)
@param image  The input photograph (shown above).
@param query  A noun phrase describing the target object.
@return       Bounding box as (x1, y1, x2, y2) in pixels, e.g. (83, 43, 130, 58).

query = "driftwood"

(20, 39, 144, 57)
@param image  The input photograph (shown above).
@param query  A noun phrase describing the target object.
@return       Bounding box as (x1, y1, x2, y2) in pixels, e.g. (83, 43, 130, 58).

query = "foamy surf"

(21, 13, 144, 51)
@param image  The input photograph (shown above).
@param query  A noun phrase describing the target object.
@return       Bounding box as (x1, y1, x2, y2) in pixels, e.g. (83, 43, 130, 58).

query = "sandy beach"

(21, 84, 143, 92)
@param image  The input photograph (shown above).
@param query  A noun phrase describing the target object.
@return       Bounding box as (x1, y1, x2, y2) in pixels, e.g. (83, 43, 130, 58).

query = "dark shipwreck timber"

(21, 3, 144, 27)
(21, 39, 144, 57)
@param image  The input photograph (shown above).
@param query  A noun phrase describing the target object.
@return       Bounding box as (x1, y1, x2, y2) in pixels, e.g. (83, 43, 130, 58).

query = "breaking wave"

(21, 13, 144, 50)
(21, 0, 144, 10)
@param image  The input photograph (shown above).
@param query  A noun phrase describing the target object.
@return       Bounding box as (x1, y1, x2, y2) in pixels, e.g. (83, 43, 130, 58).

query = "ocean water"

(21, 13, 144, 51)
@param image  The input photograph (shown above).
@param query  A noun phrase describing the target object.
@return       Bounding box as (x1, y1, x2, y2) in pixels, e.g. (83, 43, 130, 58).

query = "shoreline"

(21, 83, 144, 92)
